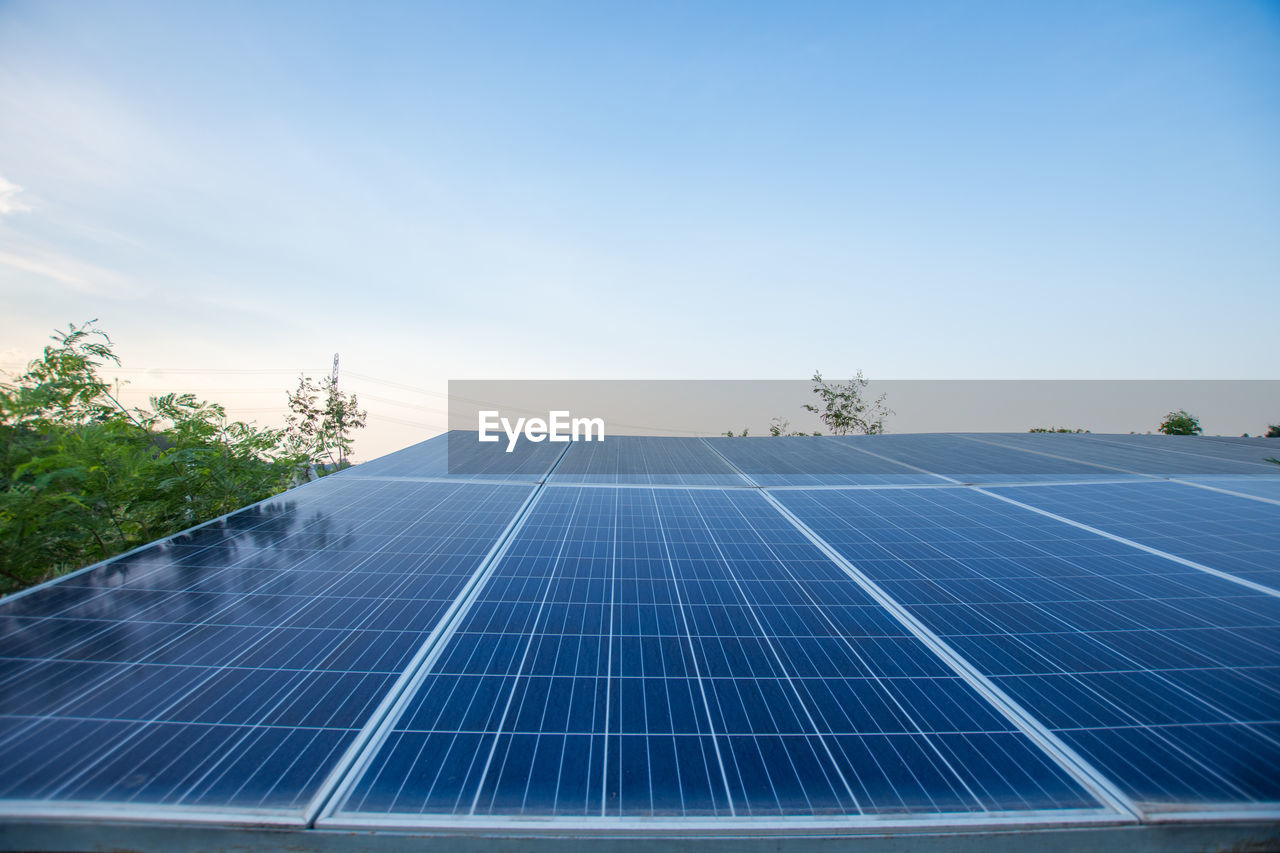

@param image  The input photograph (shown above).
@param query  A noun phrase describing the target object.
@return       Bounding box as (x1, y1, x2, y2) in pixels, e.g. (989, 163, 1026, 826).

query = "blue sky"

(1, 1, 1278, 455)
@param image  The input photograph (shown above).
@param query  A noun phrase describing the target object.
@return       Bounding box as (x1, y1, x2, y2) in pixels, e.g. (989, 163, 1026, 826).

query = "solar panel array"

(1, 432, 1278, 843)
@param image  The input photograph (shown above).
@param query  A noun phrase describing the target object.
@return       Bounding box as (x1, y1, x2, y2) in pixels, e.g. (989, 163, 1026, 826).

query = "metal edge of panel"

(315, 808, 1128, 834)
(7, 817, 1280, 853)
(0, 799, 306, 828)
(1140, 804, 1280, 824)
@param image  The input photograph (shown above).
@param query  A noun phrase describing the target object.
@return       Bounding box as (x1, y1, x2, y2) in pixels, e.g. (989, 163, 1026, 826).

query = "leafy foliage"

(768, 417, 820, 437)
(802, 371, 892, 435)
(0, 321, 362, 595)
(1157, 410, 1203, 436)
(1029, 427, 1090, 433)
(1266, 424, 1280, 439)
(284, 374, 367, 479)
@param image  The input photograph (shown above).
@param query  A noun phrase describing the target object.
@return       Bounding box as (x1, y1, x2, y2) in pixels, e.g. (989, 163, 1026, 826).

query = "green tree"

(285, 374, 368, 479)
(802, 371, 892, 435)
(0, 321, 335, 595)
(1266, 424, 1280, 438)
(1158, 410, 1202, 436)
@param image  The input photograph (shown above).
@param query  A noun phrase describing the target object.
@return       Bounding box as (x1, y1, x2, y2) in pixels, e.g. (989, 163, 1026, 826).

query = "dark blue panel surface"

(706, 436, 943, 486)
(986, 481, 1280, 589)
(1181, 477, 1280, 503)
(1089, 434, 1280, 469)
(337, 486, 1097, 819)
(0, 479, 532, 813)
(980, 434, 1280, 477)
(551, 436, 747, 485)
(774, 487, 1280, 806)
(836, 434, 1127, 484)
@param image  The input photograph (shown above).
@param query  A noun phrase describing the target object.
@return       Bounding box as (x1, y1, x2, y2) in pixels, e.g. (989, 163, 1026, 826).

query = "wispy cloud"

(0, 174, 30, 216)
(0, 242, 138, 297)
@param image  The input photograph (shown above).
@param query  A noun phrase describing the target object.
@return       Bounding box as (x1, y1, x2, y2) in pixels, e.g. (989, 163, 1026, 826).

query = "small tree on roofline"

(768, 417, 820, 436)
(1158, 410, 1202, 436)
(1266, 424, 1280, 438)
(803, 371, 892, 435)
(285, 374, 367, 478)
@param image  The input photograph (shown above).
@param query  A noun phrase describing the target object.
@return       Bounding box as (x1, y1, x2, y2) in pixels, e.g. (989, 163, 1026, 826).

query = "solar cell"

(0, 478, 534, 822)
(772, 486, 1280, 812)
(326, 486, 1105, 826)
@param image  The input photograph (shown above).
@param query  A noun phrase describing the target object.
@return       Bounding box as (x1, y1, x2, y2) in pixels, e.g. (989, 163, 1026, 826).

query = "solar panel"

(0, 477, 534, 822)
(977, 433, 1280, 477)
(2, 433, 1278, 849)
(1088, 434, 1280, 468)
(705, 436, 943, 486)
(325, 485, 1105, 826)
(1182, 477, 1280, 503)
(835, 435, 1126, 483)
(772, 486, 1280, 810)
(984, 481, 1280, 590)
(549, 436, 748, 486)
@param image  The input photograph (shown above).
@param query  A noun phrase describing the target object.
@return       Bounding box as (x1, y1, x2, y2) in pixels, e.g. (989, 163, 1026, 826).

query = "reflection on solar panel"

(0, 478, 534, 821)
(2, 433, 1278, 851)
